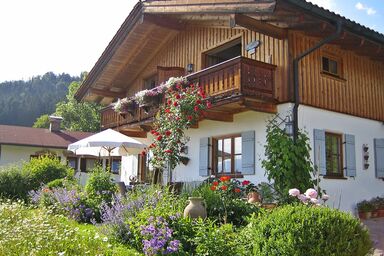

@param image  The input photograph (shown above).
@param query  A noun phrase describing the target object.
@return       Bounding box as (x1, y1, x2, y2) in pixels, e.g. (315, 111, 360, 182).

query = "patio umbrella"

(67, 129, 146, 157)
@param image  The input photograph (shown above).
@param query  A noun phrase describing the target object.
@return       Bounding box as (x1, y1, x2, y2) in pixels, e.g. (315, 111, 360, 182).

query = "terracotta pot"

(247, 191, 261, 204)
(183, 197, 207, 219)
(371, 210, 379, 218)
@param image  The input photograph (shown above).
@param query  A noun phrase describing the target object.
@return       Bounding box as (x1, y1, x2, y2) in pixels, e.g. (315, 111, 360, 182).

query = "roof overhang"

(75, 0, 384, 104)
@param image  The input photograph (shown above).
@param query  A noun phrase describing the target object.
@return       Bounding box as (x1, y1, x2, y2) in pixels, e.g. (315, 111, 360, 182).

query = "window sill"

(214, 173, 244, 179)
(320, 71, 346, 82)
(323, 175, 348, 180)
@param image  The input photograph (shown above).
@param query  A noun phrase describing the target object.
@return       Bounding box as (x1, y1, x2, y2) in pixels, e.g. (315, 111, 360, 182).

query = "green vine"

(261, 118, 315, 203)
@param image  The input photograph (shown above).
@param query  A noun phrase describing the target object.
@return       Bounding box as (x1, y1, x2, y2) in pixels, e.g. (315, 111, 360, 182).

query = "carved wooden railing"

(101, 56, 276, 129)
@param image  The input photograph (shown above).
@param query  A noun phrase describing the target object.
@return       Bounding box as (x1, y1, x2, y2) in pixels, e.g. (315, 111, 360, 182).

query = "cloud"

(355, 2, 376, 15)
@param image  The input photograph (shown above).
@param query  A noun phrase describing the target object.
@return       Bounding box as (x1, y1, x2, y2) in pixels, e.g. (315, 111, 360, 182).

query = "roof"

(75, 0, 384, 102)
(0, 125, 94, 149)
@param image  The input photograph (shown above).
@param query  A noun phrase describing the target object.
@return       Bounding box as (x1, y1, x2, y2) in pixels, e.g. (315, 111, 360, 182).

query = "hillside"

(0, 72, 80, 126)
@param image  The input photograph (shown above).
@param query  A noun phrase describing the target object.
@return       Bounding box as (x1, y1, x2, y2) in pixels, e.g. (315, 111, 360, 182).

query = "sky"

(0, 0, 383, 83)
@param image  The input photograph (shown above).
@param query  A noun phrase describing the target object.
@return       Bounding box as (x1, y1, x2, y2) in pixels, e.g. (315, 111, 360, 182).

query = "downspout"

(292, 21, 342, 142)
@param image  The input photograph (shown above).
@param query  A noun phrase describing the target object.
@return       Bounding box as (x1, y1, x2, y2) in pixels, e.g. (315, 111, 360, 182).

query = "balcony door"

(203, 38, 242, 68)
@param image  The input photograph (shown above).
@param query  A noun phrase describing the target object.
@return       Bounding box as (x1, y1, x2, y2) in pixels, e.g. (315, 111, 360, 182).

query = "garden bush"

(22, 156, 72, 190)
(241, 204, 372, 256)
(85, 165, 117, 205)
(193, 180, 262, 226)
(0, 165, 30, 200)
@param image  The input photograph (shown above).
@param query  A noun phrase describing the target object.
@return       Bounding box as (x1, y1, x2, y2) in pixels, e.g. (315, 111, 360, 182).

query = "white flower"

(58, 252, 65, 256)
(94, 233, 100, 239)
(102, 237, 108, 242)
(288, 188, 300, 197)
(305, 188, 318, 199)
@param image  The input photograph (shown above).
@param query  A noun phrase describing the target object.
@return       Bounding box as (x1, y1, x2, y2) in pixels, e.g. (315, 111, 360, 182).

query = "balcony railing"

(101, 56, 276, 130)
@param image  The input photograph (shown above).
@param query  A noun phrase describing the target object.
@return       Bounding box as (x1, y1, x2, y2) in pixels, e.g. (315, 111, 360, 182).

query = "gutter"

(292, 20, 342, 142)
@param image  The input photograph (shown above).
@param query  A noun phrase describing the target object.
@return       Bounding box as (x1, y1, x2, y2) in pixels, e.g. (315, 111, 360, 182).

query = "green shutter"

(242, 130, 255, 175)
(344, 134, 356, 177)
(199, 137, 210, 177)
(314, 129, 326, 175)
(374, 138, 384, 178)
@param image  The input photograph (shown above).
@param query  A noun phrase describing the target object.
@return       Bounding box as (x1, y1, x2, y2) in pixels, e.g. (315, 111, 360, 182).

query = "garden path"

(363, 217, 384, 256)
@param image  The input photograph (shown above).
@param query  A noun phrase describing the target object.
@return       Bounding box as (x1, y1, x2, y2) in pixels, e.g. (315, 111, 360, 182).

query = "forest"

(0, 72, 80, 126)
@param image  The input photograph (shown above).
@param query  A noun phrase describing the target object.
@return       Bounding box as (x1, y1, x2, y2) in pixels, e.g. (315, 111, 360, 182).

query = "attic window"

(321, 53, 343, 78)
(203, 38, 242, 68)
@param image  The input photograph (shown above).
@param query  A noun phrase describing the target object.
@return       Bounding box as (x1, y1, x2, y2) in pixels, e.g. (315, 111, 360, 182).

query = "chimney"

(49, 116, 63, 132)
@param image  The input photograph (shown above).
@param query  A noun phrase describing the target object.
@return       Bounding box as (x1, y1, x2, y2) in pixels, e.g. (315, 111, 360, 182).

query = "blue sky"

(308, 0, 384, 33)
(0, 0, 382, 82)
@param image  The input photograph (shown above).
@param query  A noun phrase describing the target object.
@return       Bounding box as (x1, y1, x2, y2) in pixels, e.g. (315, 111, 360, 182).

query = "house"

(74, 0, 384, 212)
(0, 116, 97, 173)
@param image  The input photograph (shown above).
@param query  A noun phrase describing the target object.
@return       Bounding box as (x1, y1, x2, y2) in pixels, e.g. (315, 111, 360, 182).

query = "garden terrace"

(101, 56, 277, 136)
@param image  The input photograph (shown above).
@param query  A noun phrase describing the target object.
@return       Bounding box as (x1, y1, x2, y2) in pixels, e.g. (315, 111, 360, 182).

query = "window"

(321, 53, 343, 78)
(213, 134, 242, 175)
(143, 74, 157, 90)
(106, 157, 121, 174)
(203, 38, 242, 68)
(67, 157, 77, 170)
(325, 132, 343, 177)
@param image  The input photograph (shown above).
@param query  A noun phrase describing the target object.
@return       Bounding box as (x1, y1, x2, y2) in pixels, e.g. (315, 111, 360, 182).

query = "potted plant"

(357, 200, 374, 219)
(113, 97, 137, 117)
(135, 89, 162, 113)
(376, 197, 384, 217)
(370, 197, 381, 218)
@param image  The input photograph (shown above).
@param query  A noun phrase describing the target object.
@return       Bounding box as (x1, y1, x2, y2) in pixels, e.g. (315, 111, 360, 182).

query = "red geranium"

(175, 94, 181, 99)
(165, 109, 171, 113)
(194, 105, 199, 112)
(220, 176, 231, 182)
(242, 180, 250, 186)
(234, 188, 241, 193)
(173, 101, 178, 107)
(210, 186, 217, 191)
(157, 135, 163, 141)
(220, 185, 228, 191)
(212, 181, 219, 186)
(165, 130, 171, 136)
(165, 149, 172, 153)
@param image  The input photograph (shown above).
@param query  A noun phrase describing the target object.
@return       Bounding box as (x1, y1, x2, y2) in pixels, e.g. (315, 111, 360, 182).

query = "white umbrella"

(67, 129, 146, 156)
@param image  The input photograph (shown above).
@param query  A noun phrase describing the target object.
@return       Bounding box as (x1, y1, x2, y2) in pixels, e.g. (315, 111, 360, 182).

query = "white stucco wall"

(0, 144, 67, 167)
(298, 105, 384, 213)
(165, 103, 384, 213)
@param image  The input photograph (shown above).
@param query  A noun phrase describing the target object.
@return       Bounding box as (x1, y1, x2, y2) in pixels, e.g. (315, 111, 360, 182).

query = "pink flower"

(242, 180, 250, 186)
(305, 188, 318, 199)
(310, 198, 319, 204)
(298, 194, 309, 202)
(288, 188, 300, 197)
(321, 194, 330, 201)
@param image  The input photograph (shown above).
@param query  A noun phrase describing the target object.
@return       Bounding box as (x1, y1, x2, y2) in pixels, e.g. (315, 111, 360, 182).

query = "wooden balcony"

(101, 56, 276, 132)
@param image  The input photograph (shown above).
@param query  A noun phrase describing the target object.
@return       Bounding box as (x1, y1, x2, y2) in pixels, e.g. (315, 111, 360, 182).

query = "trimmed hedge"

(242, 204, 372, 256)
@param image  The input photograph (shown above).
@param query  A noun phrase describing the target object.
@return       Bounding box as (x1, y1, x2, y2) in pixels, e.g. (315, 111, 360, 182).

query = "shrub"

(192, 220, 244, 256)
(0, 165, 30, 200)
(85, 166, 117, 205)
(242, 205, 372, 256)
(23, 156, 71, 190)
(193, 182, 261, 226)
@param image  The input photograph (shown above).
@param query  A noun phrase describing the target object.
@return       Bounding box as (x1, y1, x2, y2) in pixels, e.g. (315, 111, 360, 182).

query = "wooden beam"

(234, 14, 287, 39)
(89, 88, 126, 99)
(202, 111, 234, 122)
(119, 130, 148, 138)
(243, 100, 277, 114)
(143, 1, 276, 15)
(142, 14, 186, 31)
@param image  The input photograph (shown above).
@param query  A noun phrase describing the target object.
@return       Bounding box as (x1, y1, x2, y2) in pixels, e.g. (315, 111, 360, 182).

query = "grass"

(0, 200, 142, 255)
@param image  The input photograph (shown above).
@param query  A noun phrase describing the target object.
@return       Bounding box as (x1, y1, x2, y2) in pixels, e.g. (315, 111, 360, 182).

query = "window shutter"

(242, 130, 255, 175)
(313, 129, 326, 175)
(199, 137, 210, 177)
(374, 138, 384, 178)
(344, 134, 356, 177)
